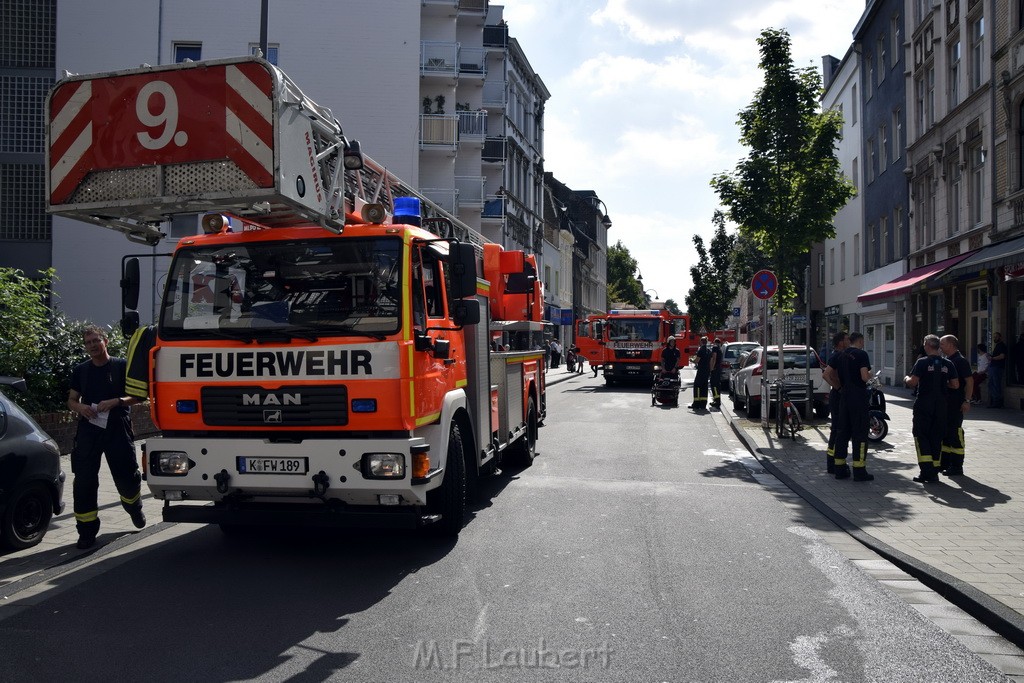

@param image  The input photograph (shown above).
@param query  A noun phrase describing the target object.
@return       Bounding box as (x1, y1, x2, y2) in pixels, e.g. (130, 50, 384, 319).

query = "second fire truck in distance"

(574, 310, 689, 385)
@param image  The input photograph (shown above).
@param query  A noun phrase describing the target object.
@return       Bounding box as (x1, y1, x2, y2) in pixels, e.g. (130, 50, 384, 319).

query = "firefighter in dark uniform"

(688, 336, 711, 411)
(938, 334, 972, 477)
(125, 324, 158, 401)
(660, 336, 681, 373)
(833, 331, 874, 481)
(905, 334, 959, 484)
(822, 331, 850, 474)
(66, 325, 146, 549)
(709, 338, 724, 408)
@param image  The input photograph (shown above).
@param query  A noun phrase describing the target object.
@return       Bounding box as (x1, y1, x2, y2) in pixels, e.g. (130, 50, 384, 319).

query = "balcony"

(483, 24, 508, 49)
(422, 188, 459, 214)
(458, 0, 487, 12)
(482, 80, 506, 108)
(458, 110, 487, 143)
(421, 41, 457, 77)
(457, 47, 486, 76)
(482, 195, 505, 221)
(482, 136, 506, 163)
(455, 176, 485, 208)
(420, 115, 458, 150)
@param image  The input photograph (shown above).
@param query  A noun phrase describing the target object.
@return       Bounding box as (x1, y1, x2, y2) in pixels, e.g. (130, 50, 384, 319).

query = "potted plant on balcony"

(422, 97, 433, 115)
(434, 94, 445, 114)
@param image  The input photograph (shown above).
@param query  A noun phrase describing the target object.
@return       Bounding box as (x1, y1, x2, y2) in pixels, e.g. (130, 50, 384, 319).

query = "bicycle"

(769, 379, 802, 440)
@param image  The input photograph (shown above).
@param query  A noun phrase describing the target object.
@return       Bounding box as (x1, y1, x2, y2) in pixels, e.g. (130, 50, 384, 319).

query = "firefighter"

(904, 334, 959, 484)
(709, 338, 724, 408)
(822, 331, 850, 474)
(832, 332, 874, 481)
(125, 324, 158, 401)
(688, 336, 711, 411)
(66, 325, 146, 549)
(938, 334, 972, 477)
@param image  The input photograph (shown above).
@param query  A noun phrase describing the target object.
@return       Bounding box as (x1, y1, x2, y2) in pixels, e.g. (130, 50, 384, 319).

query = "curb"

(726, 414, 1024, 649)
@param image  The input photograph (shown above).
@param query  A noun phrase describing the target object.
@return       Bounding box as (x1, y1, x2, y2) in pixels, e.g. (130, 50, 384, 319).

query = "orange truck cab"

(576, 310, 689, 385)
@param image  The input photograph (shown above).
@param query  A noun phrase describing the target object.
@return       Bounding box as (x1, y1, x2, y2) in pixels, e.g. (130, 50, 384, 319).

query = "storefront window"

(1012, 283, 1024, 385)
(929, 292, 945, 334)
(885, 324, 895, 369)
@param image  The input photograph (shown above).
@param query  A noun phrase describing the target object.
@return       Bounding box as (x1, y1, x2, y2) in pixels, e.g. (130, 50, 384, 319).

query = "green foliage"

(606, 241, 646, 308)
(710, 28, 855, 306)
(685, 211, 738, 332)
(0, 268, 127, 412)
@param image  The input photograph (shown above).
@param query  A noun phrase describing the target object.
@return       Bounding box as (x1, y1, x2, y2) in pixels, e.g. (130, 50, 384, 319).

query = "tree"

(710, 28, 854, 308)
(0, 268, 52, 379)
(606, 241, 645, 308)
(685, 211, 737, 332)
(664, 299, 682, 315)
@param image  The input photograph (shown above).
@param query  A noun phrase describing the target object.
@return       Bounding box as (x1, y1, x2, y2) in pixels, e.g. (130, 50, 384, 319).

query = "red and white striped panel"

(49, 79, 94, 206)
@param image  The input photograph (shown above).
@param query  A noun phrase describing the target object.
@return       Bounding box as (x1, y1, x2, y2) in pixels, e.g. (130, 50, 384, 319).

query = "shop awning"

(939, 235, 1024, 282)
(856, 252, 974, 303)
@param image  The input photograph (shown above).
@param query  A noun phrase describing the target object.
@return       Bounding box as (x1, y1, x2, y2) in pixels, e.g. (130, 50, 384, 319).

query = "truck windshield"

(159, 237, 403, 339)
(607, 319, 660, 342)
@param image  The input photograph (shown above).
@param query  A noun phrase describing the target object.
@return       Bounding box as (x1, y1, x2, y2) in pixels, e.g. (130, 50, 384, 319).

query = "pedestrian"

(938, 334, 972, 477)
(709, 338, 724, 408)
(911, 343, 927, 396)
(970, 343, 990, 404)
(1016, 333, 1024, 384)
(831, 332, 874, 481)
(551, 339, 562, 369)
(66, 325, 147, 549)
(688, 336, 711, 411)
(661, 336, 681, 374)
(989, 332, 1008, 408)
(822, 331, 850, 474)
(904, 334, 959, 484)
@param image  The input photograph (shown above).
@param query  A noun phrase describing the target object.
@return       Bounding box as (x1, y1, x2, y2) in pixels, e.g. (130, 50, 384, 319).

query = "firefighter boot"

(834, 464, 851, 480)
(129, 506, 147, 529)
(913, 462, 940, 484)
(944, 454, 965, 477)
(76, 519, 100, 550)
(826, 453, 835, 474)
(853, 468, 875, 482)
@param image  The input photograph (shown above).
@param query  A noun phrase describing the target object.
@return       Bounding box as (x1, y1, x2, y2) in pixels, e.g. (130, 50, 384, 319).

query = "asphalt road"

(0, 374, 1011, 682)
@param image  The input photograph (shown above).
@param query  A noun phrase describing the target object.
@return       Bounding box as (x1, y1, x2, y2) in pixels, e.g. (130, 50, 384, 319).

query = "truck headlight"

(151, 451, 191, 476)
(363, 453, 405, 479)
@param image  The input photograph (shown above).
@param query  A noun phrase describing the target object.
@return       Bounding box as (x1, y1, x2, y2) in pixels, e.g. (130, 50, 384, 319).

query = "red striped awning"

(857, 252, 975, 304)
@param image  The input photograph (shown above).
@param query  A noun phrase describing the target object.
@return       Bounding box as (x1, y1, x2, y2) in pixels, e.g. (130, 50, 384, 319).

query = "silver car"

(720, 342, 758, 390)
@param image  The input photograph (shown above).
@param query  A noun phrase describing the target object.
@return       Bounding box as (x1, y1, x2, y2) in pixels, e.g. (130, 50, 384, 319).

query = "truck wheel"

(427, 424, 466, 537)
(506, 396, 538, 469)
(1, 482, 53, 550)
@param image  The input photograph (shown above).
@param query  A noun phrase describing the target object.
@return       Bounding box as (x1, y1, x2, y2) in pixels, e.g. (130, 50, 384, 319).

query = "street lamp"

(592, 197, 612, 229)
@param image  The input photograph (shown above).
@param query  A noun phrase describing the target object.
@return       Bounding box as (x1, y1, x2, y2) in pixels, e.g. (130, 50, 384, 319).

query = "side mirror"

(447, 243, 478, 299)
(451, 299, 480, 327)
(121, 310, 140, 336)
(122, 257, 140, 311)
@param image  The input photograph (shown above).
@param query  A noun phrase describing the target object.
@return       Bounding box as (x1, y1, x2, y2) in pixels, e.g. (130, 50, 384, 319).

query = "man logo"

(263, 410, 283, 423)
(244, 392, 301, 406)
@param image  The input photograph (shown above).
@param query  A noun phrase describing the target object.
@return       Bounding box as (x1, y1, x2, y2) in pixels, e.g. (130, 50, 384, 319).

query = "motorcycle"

(867, 371, 890, 442)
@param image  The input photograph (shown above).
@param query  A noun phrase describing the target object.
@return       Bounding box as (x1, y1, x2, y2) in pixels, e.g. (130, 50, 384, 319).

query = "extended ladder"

(46, 55, 486, 248)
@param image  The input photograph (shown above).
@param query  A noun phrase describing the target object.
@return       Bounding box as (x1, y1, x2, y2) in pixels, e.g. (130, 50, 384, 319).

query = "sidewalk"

(716, 371, 1024, 646)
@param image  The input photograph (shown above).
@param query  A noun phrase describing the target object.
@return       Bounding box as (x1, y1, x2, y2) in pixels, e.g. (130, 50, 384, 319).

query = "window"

(969, 142, 985, 226)
(168, 214, 197, 238)
(854, 233, 861, 275)
(927, 173, 937, 243)
(877, 35, 887, 84)
(249, 44, 279, 65)
(914, 179, 927, 249)
(894, 206, 903, 257)
(173, 43, 201, 63)
(915, 75, 925, 132)
(868, 224, 877, 270)
(949, 40, 961, 109)
(891, 14, 901, 67)
(818, 252, 825, 286)
(830, 248, 835, 285)
(880, 124, 888, 169)
(852, 157, 859, 190)
(868, 136, 876, 183)
(970, 15, 985, 91)
(1019, 101, 1024, 190)
(840, 241, 846, 281)
(893, 108, 903, 161)
(927, 65, 935, 126)
(948, 158, 962, 234)
(866, 53, 874, 98)
(851, 85, 858, 124)
(881, 216, 890, 264)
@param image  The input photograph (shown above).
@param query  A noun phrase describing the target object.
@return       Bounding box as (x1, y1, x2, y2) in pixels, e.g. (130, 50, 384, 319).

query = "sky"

(498, 0, 867, 307)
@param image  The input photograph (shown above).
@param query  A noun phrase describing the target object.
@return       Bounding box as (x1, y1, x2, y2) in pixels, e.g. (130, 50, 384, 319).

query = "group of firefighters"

(659, 335, 723, 412)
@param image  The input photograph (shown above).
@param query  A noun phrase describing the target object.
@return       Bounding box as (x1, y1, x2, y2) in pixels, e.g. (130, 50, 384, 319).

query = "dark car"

(0, 377, 65, 550)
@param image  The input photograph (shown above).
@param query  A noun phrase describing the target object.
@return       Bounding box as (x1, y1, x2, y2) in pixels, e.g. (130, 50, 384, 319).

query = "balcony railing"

(482, 80, 506, 108)
(421, 41, 457, 75)
(482, 195, 505, 220)
(458, 47, 486, 76)
(458, 0, 487, 12)
(482, 136, 506, 162)
(484, 24, 508, 48)
(421, 188, 459, 214)
(455, 176, 485, 208)
(420, 114, 458, 148)
(458, 110, 487, 142)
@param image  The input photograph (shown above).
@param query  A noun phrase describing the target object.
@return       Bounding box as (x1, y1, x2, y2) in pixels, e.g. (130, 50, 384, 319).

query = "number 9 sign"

(135, 80, 188, 150)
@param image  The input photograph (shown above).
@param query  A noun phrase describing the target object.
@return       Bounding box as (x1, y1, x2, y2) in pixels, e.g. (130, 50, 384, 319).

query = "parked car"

(720, 342, 758, 389)
(729, 346, 830, 419)
(0, 377, 65, 550)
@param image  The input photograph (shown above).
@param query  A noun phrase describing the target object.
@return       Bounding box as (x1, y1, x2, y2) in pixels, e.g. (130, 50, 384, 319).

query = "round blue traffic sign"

(752, 270, 777, 300)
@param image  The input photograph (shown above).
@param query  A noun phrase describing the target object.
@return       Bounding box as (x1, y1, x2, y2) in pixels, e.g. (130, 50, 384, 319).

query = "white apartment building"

(48, 0, 548, 327)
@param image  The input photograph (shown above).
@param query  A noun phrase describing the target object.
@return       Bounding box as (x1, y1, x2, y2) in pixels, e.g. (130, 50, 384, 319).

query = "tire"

(427, 424, 467, 537)
(745, 388, 761, 418)
(1, 482, 53, 550)
(868, 415, 888, 442)
(505, 396, 538, 469)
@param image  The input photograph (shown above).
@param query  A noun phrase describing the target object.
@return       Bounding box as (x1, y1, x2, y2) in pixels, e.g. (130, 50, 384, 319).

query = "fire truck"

(45, 56, 546, 537)
(574, 310, 689, 384)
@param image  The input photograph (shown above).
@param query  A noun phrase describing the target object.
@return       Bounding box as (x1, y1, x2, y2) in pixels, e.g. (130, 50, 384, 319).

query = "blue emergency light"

(393, 196, 421, 226)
